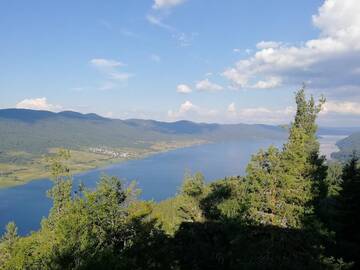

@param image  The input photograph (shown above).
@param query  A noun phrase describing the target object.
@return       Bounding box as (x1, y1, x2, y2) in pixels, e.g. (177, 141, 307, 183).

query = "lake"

(318, 135, 347, 160)
(0, 139, 286, 235)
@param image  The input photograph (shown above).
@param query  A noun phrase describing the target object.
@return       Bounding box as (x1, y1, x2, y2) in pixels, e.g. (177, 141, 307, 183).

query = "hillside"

(0, 108, 287, 187)
(332, 132, 360, 160)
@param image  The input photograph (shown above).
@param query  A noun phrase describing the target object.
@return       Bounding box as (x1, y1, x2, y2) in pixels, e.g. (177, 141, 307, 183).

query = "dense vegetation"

(0, 109, 287, 155)
(332, 132, 360, 160)
(0, 109, 287, 187)
(1, 89, 360, 269)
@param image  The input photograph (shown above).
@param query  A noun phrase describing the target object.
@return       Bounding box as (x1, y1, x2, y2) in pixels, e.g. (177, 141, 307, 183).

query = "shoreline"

(0, 140, 208, 189)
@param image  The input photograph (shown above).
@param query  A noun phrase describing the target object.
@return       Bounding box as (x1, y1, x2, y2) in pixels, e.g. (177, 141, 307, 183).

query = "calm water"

(0, 140, 282, 235)
(318, 135, 347, 160)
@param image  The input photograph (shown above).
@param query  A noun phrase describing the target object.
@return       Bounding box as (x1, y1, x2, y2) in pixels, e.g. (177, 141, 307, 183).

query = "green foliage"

(46, 149, 73, 219)
(200, 177, 248, 221)
(181, 172, 206, 198)
(0, 109, 287, 188)
(2, 88, 358, 269)
(245, 145, 301, 227)
(0, 110, 287, 156)
(236, 87, 327, 229)
(317, 161, 343, 228)
(325, 162, 343, 197)
(334, 155, 360, 264)
(0, 222, 18, 266)
(177, 172, 208, 223)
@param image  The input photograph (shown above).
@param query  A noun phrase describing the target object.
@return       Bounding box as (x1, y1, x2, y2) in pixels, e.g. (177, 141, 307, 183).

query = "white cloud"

(256, 41, 282, 50)
(321, 100, 360, 115)
(227, 103, 236, 114)
(168, 100, 296, 124)
(223, 0, 360, 96)
(90, 58, 132, 89)
(153, 0, 186, 10)
(172, 32, 197, 47)
(147, 1, 195, 47)
(16, 98, 61, 111)
(179, 100, 196, 113)
(105, 111, 114, 118)
(168, 100, 197, 118)
(177, 84, 192, 93)
(109, 72, 133, 81)
(166, 99, 360, 125)
(168, 101, 218, 120)
(90, 58, 124, 69)
(146, 15, 174, 31)
(196, 79, 224, 92)
(245, 49, 252, 54)
(253, 76, 282, 89)
(228, 105, 295, 124)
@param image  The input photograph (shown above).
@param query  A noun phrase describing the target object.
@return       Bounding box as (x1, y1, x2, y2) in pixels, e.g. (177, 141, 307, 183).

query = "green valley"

(0, 109, 287, 187)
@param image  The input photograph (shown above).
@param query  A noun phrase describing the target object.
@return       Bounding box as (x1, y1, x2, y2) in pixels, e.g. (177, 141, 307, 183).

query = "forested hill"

(332, 132, 360, 160)
(0, 108, 287, 154)
(2, 90, 359, 269)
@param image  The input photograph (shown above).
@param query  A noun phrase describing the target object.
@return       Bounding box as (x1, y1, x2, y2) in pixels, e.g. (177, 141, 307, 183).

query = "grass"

(0, 139, 206, 188)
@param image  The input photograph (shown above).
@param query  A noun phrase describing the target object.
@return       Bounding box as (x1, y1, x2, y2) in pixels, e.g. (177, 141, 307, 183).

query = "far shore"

(0, 139, 207, 189)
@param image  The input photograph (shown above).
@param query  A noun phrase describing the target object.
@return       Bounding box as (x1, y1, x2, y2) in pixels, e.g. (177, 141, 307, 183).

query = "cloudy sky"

(1, 0, 360, 126)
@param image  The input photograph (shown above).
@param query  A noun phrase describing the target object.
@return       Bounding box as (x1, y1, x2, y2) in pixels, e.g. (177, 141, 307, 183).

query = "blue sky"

(1, 0, 360, 126)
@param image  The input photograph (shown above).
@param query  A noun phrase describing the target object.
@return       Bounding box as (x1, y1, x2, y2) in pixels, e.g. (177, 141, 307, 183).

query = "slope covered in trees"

(332, 132, 360, 160)
(0, 109, 287, 155)
(1, 88, 359, 269)
(0, 108, 287, 187)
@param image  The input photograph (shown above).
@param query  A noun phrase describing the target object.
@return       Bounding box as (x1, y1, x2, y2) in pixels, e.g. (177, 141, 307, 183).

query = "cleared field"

(0, 140, 206, 188)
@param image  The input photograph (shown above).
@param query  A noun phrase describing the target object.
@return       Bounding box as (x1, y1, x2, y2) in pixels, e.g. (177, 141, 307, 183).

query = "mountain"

(0, 108, 107, 123)
(0, 108, 289, 186)
(0, 108, 287, 155)
(332, 132, 360, 160)
(318, 126, 360, 136)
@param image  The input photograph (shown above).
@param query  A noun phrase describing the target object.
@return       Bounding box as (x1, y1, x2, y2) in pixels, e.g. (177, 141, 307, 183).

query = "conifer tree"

(338, 154, 360, 242)
(0, 222, 18, 259)
(178, 173, 207, 222)
(244, 86, 325, 228)
(46, 149, 73, 220)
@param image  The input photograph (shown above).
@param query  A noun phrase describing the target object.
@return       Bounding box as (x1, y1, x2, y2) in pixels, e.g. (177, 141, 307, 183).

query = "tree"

(317, 161, 343, 228)
(0, 222, 18, 265)
(46, 149, 73, 219)
(336, 154, 360, 265)
(243, 87, 326, 228)
(245, 146, 294, 227)
(181, 172, 206, 198)
(178, 173, 207, 223)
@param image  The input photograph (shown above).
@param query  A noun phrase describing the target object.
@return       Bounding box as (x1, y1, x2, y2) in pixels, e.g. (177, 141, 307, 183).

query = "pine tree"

(245, 146, 287, 226)
(338, 154, 360, 242)
(181, 172, 206, 198)
(1, 222, 18, 254)
(244, 86, 325, 228)
(0, 222, 18, 266)
(46, 149, 73, 220)
(178, 173, 207, 222)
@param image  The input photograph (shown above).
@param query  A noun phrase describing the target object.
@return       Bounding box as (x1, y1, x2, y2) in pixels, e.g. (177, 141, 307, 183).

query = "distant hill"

(332, 132, 360, 160)
(318, 126, 360, 136)
(0, 108, 287, 156)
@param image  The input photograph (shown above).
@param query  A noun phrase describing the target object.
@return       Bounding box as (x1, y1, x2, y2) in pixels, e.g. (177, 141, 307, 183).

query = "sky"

(1, 0, 360, 126)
